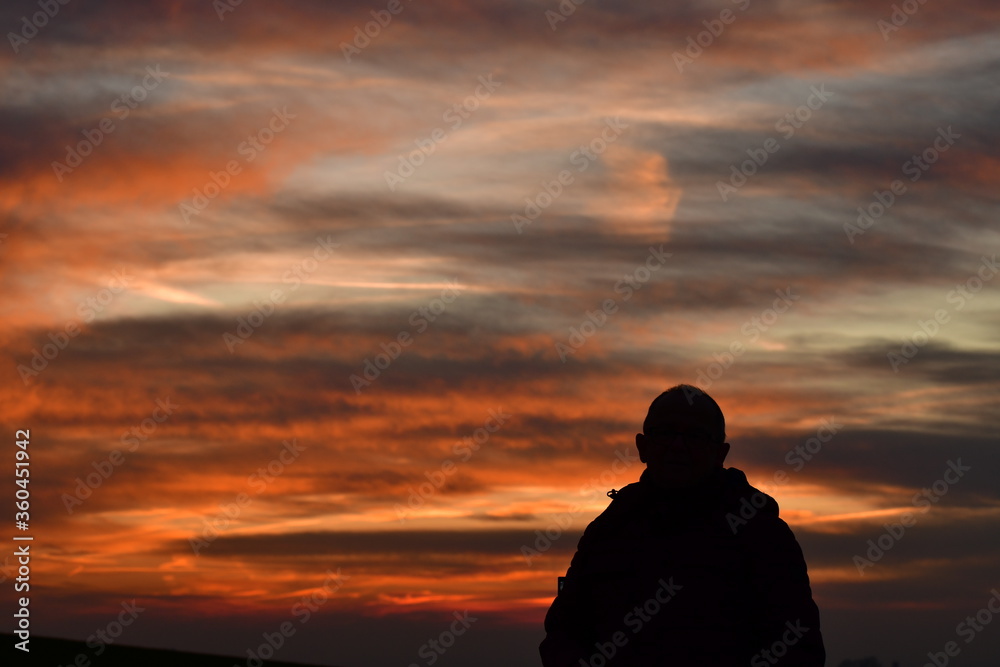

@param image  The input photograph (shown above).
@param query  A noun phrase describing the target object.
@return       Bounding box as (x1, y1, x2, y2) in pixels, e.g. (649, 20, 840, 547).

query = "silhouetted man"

(540, 384, 824, 666)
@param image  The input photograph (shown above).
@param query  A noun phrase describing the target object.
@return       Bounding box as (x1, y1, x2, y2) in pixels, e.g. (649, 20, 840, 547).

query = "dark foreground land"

(1, 633, 339, 666)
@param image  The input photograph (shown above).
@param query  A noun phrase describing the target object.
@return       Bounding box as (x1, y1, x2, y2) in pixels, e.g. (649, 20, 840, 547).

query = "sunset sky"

(2, 1, 999, 665)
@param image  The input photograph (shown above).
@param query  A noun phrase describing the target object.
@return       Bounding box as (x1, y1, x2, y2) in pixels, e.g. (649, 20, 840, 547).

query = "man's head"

(635, 384, 729, 489)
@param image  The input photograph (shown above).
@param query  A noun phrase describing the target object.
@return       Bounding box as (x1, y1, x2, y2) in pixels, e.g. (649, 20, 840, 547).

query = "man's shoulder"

(575, 482, 646, 543)
(592, 481, 644, 520)
(592, 469, 780, 515)
(722, 467, 781, 516)
(579, 468, 786, 535)
(607, 480, 644, 502)
(720, 468, 807, 548)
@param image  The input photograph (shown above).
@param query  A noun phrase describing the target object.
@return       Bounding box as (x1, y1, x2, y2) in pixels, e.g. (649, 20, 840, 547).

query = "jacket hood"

(619, 466, 781, 519)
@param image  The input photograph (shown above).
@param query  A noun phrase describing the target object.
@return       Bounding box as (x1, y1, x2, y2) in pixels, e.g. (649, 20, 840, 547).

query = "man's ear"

(635, 433, 647, 464)
(716, 441, 731, 466)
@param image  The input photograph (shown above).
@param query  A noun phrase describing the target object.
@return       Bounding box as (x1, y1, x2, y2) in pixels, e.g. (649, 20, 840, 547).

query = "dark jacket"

(539, 467, 824, 666)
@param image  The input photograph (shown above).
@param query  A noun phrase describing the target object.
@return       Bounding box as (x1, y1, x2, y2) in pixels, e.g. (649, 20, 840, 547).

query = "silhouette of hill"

(1, 633, 341, 666)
